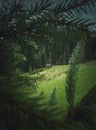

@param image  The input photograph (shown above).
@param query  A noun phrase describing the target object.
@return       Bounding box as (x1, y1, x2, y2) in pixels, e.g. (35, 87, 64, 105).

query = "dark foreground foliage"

(0, 0, 96, 130)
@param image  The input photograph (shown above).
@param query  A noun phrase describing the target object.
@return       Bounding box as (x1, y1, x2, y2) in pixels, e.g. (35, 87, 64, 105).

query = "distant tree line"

(84, 36, 96, 61)
(20, 29, 96, 72)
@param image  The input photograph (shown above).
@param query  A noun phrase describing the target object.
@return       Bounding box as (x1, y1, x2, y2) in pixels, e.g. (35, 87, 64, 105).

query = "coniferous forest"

(0, 0, 96, 130)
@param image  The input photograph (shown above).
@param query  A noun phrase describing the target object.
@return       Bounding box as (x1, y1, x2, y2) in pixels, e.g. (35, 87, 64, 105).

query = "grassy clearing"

(36, 65, 68, 108)
(21, 60, 96, 110)
(75, 60, 96, 104)
(34, 60, 96, 108)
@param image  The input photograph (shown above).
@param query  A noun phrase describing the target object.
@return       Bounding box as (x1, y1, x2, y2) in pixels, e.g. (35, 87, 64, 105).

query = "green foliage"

(28, 65, 33, 74)
(0, 74, 38, 91)
(0, 0, 95, 74)
(65, 85, 96, 130)
(65, 42, 85, 108)
(51, 0, 96, 31)
(75, 60, 96, 103)
(35, 60, 96, 109)
(0, 82, 65, 130)
(0, 0, 96, 129)
(32, 73, 45, 81)
(49, 87, 57, 106)
(0, 39, 26, 76)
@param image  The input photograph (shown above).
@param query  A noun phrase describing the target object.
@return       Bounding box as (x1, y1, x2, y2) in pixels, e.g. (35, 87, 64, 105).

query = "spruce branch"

(65, 41, 85, 120)
(65, 85, 96, 130)
(0, 0, 96, 39)
(53, 0, 96, 15)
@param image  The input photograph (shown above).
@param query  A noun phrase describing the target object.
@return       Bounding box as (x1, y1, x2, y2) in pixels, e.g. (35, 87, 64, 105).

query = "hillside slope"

(75, 60, 96, 104)
(36, 60, 96, 108)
